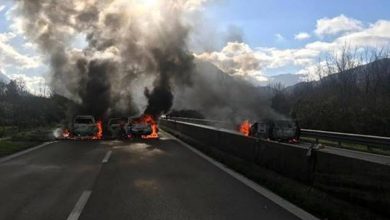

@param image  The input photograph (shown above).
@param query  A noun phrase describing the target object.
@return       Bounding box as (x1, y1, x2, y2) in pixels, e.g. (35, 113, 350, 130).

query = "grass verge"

(0, 140, 41, 157)
(0, 127, 53, 158)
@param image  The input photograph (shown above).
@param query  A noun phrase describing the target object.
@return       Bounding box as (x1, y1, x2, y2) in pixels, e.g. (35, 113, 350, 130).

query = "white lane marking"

(161, 130, 319, 220)
(0, 141, 56, 164)
(102, 150, 112, 163)
(67, 190, 92, 220)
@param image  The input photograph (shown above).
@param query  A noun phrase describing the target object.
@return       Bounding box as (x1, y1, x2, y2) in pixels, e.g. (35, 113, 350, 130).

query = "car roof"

(75, 115, 94, 119)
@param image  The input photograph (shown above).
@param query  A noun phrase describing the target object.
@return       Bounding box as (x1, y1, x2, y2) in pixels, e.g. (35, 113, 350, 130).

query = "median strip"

(67, 190, 92, 220)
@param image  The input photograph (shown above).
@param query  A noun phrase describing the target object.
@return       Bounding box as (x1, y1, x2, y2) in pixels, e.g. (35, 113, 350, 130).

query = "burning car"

(127, 114, 159, 139)
(250, 120, 299, 142)
(107, 117, 127, 138)
(71, 115, 103, 139)
(240, 119, 300, 143)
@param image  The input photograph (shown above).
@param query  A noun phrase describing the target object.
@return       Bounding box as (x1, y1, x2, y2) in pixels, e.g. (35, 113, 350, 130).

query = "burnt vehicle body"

(127, 116, 153, 137)
(71, 115, 98, 137)
(249, 120, 300, 142)
(107, 117, 127, 138)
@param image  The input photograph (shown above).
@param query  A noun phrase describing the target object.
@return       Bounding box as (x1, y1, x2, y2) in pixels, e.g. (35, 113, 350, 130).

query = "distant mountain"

(236, 73, 304, 87)
(172, 60, 276, 122)
(0, 71, 10, 83)
(268, 73, 305, 87)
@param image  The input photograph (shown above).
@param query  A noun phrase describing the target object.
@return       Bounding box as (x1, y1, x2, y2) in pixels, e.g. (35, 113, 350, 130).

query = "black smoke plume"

(79, 60, 112, 119)
(13, 0, 199, 120)
(12, 0, 280, 124)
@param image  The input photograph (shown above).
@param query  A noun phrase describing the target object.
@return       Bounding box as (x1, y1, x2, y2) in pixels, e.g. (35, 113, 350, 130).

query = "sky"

(1, 0, 390, 93)
(206, 0, 390, 48)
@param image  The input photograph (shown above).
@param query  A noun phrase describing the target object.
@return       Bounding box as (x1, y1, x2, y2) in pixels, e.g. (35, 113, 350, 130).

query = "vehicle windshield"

(74, 118, 94, 124)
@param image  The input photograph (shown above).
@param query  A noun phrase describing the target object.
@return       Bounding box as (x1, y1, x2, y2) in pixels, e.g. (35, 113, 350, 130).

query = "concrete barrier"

(161, 119, 315, 183)
(254, 141, 315, 183)
(160, 119, 390, 216)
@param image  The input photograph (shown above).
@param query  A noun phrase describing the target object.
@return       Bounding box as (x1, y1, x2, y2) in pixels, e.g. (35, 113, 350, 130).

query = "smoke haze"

(13, 0, 278, 123)
(12, 0, 200, 119)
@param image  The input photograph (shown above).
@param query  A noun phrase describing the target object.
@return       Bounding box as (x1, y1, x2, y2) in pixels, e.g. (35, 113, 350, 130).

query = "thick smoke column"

(13, 0, 281, 123)
(144, 45, 195, 116)
(13, 0, 198, 119)
(80, 60, 113, 117)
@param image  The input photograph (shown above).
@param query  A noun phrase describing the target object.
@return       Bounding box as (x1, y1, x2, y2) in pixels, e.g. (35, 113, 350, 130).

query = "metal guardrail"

(165, 117, 390, 149)
(163, 117, 233, 129)
(164, 117, 228, 124)
(300, 129, 390, 148)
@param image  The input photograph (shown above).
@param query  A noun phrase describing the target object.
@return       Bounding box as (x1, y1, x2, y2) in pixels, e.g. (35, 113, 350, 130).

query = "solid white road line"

(67, 190, 92, 220)
(102, 150, 112, 163)
(161, 130, 319, 220)
(0, 141, 56, 164)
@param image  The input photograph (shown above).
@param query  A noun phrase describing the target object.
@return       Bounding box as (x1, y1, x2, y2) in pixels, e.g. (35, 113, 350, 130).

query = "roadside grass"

(0, 126, 18, 138)
(10, 128, 54, 142)
(0, 140, 40, 157)
(301, 136, 390, 156)
(0, 127, 54, 157)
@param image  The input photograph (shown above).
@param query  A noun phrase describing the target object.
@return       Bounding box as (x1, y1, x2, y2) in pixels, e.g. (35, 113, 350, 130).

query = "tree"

(271, 46, 390, 136)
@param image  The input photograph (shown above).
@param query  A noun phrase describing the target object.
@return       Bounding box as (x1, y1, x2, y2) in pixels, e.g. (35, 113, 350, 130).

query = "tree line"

(0, 79, 68, 132)
(271, 48, 390, 136)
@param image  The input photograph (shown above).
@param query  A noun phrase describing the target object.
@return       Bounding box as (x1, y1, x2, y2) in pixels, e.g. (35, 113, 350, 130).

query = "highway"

(0, 131, 308, 220)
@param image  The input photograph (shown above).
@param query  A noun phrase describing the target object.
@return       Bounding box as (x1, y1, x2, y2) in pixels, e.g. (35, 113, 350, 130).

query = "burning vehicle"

(127, 114, 159, 139)
(107, 117, 127, 139)
(239, 120, 251, 136)
(71, 115, 103, 139)
(240, 120, 300, 143)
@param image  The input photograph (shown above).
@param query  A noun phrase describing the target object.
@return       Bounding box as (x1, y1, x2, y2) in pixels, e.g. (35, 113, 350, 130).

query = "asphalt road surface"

(0, 131, 305, 220)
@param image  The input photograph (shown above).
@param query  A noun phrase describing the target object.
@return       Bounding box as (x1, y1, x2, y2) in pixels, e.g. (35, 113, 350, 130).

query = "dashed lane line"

(102, 150, 112, 163)
(66, 190, 92, 220)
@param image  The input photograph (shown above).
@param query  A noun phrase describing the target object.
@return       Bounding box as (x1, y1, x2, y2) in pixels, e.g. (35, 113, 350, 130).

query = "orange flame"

(136, 114, 159, 139)
(63, 129, 70, 138)
(239, 120, 251, 136)
(143, 123, 159, 139)
(94, 120, 103, 140)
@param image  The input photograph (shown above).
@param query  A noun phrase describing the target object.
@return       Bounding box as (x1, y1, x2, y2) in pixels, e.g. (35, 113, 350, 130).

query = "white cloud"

(275, 33, 285, 41)
(195, 42, 267, 78)
(6, 7, 25, 35)
(336, 20, 390, 48)
(294, 32, 311, 40)
(23, 42, 38, 50)
(0, 32, 16, 42)
(196, 17, 390, 84)
(8, 73, 49, 96)
(0, 32, 41, 69)
(0, 5, 5, 13)
(182, 0, 210, 10)
(315, 14, 363, 36)
(196, 41, 321, 79)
